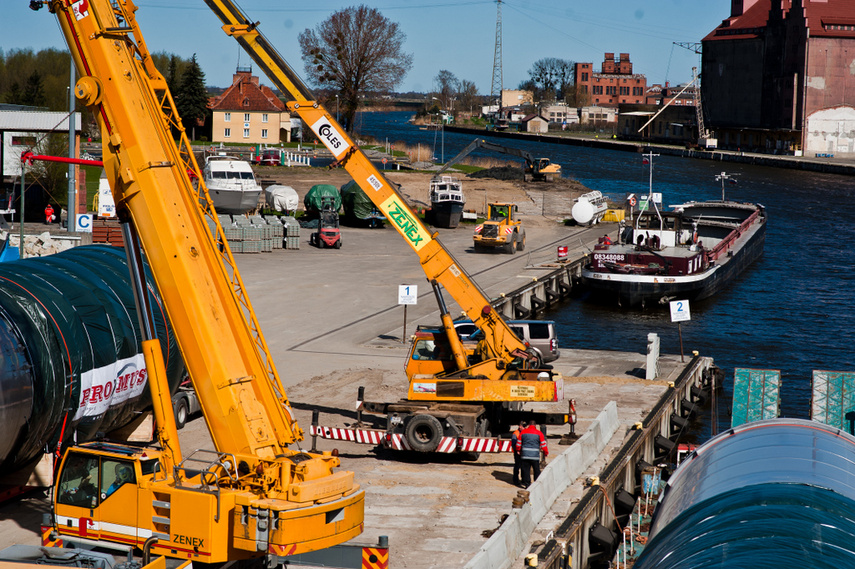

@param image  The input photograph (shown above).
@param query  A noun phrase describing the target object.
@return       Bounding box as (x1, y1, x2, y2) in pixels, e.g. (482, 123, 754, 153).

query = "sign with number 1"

(398, 285, 418, 305)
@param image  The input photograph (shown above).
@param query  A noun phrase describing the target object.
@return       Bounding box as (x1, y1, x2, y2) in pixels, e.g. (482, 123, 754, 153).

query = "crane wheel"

(404, 414, 443, 452)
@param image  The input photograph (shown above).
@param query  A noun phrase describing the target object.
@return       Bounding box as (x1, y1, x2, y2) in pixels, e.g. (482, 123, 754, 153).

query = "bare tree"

(299, 5, 413, 132)
(433, 69, 459, 111)
(527, 57, 575, 102)
(457, 79, 480, 116)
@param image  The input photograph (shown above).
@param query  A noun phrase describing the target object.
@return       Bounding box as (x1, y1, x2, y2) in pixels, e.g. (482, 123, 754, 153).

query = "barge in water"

(580, 168, 766, 308)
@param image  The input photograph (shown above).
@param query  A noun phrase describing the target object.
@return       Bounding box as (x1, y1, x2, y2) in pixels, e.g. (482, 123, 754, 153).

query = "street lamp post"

(335, 94, 339, 123)
(432, 96, 444, 163)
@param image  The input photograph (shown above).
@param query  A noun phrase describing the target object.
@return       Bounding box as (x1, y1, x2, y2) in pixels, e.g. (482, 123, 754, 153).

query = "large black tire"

(334, 239, 342, 249)
(404, 414, 444, 453)
(174, 398, 188, 430)
(505, 234, 516, 254)
(517, 232, 526, 251)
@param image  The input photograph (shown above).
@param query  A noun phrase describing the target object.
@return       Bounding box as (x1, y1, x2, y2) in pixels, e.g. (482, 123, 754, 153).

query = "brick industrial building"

(703, 0, 855, 155)
(575, 53, 647, 108)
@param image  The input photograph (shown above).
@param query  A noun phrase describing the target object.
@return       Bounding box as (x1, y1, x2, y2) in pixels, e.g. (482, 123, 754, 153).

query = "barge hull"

(581, 217, 766, 307)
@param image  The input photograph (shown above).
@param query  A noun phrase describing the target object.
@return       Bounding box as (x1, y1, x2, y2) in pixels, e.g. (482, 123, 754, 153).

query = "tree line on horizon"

(1, 5, 587, 141)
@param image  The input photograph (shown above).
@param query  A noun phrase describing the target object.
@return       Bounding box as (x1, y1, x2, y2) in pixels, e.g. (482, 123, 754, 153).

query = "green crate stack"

(224, 227, 243, 241)
(243, 240, 262, 253)
(241, 226, 262, 242)
(229, 241, 244, 254)
(286, 236, 300, 250)
(271, 222, 283, 249)
(287, 217, 300, 237)
(262, 239, 274, 252)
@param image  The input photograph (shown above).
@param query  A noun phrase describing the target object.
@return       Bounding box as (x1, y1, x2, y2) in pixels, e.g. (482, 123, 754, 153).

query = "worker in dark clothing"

(516, 420, 548, 488)
(511, 426, 522, 487)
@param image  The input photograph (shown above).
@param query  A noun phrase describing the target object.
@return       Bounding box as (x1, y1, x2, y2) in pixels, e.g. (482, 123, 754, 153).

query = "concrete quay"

(0, 216, 711, 569)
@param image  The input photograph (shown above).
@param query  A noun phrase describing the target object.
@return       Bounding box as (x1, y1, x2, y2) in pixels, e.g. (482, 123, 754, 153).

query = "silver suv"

(456, 319, 560, 364)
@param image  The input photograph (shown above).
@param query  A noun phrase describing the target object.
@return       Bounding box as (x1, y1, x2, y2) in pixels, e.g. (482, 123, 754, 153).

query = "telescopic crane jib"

(39, 0, 363, 562)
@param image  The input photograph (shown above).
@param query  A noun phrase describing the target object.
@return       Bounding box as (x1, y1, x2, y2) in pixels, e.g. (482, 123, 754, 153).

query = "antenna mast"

(490, 0, 503, 111)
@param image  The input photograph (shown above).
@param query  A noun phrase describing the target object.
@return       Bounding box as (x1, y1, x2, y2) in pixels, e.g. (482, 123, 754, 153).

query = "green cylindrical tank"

(0, 245, 184, 472)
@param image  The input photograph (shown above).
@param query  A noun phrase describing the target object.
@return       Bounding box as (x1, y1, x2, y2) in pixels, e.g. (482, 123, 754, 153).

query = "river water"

(358, 111, 855, 435)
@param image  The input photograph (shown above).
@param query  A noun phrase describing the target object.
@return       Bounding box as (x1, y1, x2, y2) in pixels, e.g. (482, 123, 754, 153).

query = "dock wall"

(541, 355, 715, 569)
(490, 257, 587, 319)
(465, 355, 715, 569)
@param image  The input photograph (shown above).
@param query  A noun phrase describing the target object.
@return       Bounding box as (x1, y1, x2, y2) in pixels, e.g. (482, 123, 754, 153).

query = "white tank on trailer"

(572, 190, 608, 225)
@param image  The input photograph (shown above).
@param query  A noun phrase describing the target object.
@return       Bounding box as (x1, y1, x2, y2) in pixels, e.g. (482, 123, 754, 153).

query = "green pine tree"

(22, 70, 47, 108)
(175, 54, 209, 140)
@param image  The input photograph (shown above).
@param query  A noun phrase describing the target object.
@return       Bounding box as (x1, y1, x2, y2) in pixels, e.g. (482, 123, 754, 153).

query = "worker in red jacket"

(511, 426, 522, 487)
(515, 419, 548, 488)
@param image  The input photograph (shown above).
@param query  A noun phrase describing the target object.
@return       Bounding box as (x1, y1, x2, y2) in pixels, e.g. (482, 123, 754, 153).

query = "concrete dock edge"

(464, 401, 621, 569)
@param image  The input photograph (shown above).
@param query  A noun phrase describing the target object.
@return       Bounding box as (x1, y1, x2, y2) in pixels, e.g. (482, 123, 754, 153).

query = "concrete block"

(465, 401, 620, 569)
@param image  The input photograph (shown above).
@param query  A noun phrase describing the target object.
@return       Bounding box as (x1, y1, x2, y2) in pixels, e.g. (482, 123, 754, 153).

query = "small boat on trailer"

(426, 175, 466, 228)
(580, 161, 766, 308)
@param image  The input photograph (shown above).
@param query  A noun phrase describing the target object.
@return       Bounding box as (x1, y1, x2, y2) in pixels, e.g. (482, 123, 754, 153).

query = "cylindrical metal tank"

(635, 418, 855, 568)
(0, 245, 184, 473)
(572, 191, 608, 225)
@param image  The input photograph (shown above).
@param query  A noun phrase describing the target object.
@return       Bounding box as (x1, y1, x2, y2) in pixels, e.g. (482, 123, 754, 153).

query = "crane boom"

(44, 0, 363, 560)
(204, 0, 534, 374)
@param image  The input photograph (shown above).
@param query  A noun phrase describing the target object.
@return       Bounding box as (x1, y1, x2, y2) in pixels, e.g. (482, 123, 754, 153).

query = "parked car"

(460, 319, 560, 363)
(256, 148, 282, 166)
(171, 379, 201, 429)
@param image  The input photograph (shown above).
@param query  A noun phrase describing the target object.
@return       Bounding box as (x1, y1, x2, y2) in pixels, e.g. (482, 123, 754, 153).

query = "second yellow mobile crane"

(203, 0, 573, 450)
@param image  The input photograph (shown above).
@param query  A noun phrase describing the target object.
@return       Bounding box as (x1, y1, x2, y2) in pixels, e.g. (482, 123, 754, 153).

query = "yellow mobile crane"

(41, 0, 362, 562)
(203, 1, 571, 449)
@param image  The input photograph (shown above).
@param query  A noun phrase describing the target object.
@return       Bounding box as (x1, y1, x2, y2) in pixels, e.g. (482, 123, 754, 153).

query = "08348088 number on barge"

(580, 171, 766, 308)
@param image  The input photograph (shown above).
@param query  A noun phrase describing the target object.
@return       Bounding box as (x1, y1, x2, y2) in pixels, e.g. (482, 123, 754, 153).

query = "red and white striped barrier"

(312, 425, 385, 446)
(310, 425, 514, 454)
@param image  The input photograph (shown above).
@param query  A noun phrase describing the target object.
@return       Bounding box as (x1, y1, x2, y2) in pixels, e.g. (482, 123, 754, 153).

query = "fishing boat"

(426, 175, 465, 228)
(580, 158, 766, 308)
(202, 154, 263, 214)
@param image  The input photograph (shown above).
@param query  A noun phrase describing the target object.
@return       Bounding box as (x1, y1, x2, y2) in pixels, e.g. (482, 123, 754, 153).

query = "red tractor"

(310, 197, 342, 249)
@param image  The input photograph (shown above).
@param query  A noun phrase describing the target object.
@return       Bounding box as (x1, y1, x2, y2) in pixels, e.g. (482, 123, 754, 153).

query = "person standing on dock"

(511, 425, 522, 487)
(516, 420, 548, 488)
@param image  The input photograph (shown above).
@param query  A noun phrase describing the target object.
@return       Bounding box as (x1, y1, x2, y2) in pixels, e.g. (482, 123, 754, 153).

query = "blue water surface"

(358, 111, 855, 432)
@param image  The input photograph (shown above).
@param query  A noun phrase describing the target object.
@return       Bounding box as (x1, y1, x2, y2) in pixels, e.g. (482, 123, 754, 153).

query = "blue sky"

(3, 1, 728, 95)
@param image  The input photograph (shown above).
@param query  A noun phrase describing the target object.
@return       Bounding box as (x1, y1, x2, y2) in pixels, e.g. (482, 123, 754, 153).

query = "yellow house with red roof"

(208, 67, 292, 145)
